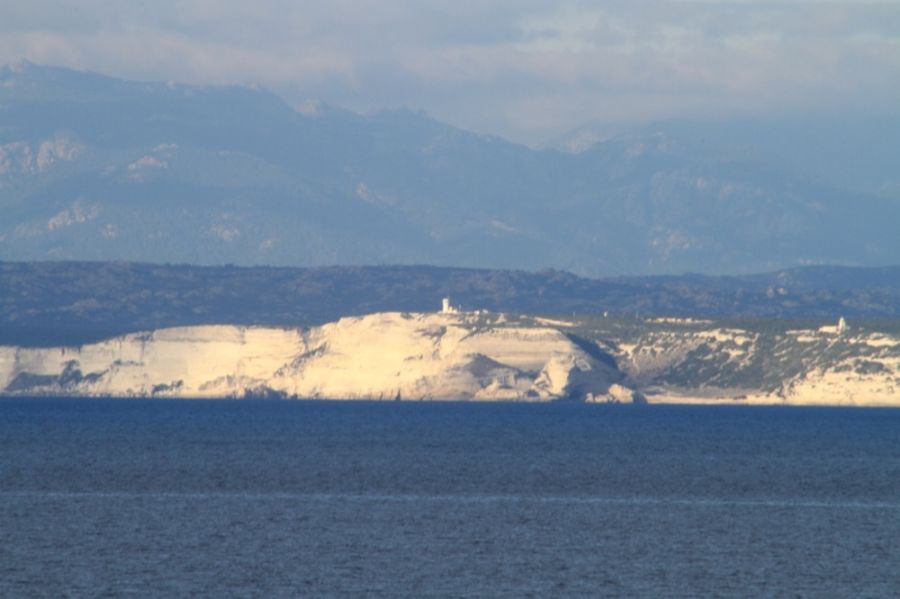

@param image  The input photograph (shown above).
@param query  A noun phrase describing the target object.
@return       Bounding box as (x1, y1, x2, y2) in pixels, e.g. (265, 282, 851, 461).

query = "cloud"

(1, 1, 898, 144)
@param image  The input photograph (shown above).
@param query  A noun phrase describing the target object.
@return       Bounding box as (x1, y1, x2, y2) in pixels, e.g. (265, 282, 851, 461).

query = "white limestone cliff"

(0, 312, 635, 402)
(615, 324, 900, 406)
(4, 311, 897, 406)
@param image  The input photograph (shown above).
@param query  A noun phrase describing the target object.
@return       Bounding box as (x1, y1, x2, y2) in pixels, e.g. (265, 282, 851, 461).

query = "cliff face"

(610, 319, 900, 406)
(2, 310, 898, 405)
(0, 312, 633, 402)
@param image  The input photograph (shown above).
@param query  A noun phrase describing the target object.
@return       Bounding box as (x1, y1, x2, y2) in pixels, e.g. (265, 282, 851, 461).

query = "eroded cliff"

(0, 312, 633, 401)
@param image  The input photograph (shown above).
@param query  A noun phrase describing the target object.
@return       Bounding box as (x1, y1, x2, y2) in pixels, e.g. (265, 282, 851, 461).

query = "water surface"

(1, 399, 898, 596)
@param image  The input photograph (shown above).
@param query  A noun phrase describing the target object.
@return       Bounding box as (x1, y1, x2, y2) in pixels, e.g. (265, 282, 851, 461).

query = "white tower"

(442, 297, 452, 314)
(837, 316, 847, 335)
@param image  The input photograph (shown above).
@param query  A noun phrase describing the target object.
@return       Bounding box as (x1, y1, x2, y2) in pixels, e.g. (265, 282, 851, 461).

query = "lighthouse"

(441, 297, 458, 314)
(837, 316, 847, 335)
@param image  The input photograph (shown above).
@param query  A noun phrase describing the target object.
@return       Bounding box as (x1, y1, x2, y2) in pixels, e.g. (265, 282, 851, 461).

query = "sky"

(1, 1, 899, 145)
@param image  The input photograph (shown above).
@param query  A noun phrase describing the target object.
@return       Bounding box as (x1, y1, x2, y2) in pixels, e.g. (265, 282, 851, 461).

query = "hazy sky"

(1, 1, 899, 144)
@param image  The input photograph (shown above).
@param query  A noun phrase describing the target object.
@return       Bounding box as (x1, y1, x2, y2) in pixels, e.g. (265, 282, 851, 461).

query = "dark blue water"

(1, 399, 899, 597)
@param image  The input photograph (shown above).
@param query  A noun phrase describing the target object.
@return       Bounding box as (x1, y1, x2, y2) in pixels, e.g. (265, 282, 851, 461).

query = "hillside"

(568, 315, 900, 406)
(3, 62, 900, 275)
(3, 261, 900, 347)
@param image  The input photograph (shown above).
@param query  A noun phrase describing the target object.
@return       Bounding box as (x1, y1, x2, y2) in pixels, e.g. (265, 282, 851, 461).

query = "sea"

(1, 398, 899, 598)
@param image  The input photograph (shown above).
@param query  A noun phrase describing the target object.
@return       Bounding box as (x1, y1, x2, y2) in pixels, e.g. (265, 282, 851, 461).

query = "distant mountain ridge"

(3, 261, 899, 348)
(2, 62, 900, 275)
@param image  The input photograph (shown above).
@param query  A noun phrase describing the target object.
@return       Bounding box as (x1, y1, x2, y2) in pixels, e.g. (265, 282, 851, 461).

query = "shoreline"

(3, 394, 900, 408)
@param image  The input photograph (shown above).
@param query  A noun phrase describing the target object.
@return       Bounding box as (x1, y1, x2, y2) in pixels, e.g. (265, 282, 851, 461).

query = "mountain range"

(2, 61, 900, 276)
